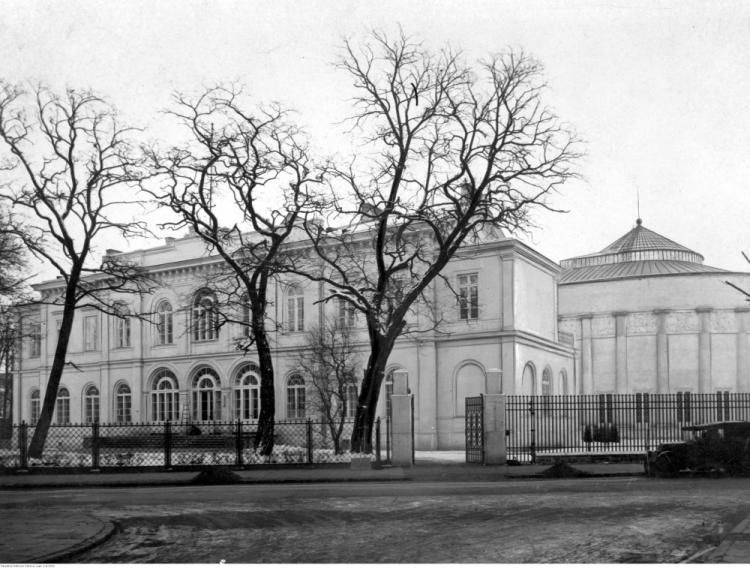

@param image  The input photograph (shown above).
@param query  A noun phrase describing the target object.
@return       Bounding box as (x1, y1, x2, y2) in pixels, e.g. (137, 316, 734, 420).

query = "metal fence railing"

(506, 393, 750, 463)
(0, 417, 387, 472)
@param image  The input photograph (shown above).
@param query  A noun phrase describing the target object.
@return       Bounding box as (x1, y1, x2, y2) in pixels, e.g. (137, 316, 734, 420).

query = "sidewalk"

(0, 459, 645, 563)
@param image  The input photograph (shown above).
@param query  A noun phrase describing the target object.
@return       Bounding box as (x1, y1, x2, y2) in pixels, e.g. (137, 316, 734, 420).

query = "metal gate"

(465, 395, 484, 463)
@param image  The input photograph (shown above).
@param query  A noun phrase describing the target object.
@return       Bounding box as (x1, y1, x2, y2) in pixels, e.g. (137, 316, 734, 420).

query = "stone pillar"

(483, 394, 506, 465)
(486, 368, 503, 395)
(614, 312, 628, 393)
(580, 315, 593, 394)
(736, 308, 750, 392)
(390, 370, 413, 467)
(696, 307, 712, 394)
(654, 310, 670, 394)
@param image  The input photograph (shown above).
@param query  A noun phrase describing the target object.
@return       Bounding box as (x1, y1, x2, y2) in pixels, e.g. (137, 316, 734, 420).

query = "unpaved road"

(4, 477, 748, 563)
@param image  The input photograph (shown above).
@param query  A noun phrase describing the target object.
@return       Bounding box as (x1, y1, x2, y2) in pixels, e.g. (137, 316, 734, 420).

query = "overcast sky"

(2, 0, 749, 273)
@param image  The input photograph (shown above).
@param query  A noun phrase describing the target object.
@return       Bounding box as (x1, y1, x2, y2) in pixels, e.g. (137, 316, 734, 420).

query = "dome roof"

(560, 219, 727, 284)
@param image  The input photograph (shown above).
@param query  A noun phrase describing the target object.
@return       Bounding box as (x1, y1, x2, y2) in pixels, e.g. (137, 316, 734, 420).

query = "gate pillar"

(483, 394, 507, 465)
(391, 370, 414, 467)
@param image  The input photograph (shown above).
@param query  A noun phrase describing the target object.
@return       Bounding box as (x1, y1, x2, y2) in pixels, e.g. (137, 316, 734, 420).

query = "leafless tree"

(0, 82, 154, 457)
(148, 86, 322, 455)
(295, 316, 360, 454)
(298, 31, 579, 452)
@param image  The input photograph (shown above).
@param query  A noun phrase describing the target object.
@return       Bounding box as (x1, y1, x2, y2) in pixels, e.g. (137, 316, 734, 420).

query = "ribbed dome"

(560, 220, 726, 284)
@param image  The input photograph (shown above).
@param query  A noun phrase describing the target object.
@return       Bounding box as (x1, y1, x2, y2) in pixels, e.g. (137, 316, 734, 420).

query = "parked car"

(646, 421, 750, 477)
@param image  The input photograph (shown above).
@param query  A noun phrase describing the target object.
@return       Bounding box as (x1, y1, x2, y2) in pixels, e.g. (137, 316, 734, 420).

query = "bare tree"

(298, 31, 579, 452)
(0, 82, 153, 457)
(148, 86, 322, 456)
(295, 315, 360, 454)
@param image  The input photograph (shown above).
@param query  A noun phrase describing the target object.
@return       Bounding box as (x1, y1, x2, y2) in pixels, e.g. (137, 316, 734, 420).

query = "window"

(458, 273, 479, 320)
(676, 391, 692, 423)
(114, 304, 131, 348)
(151, 369, 180, 422)
(30, 390, 40, 424)
(191, 367, 221, 421)
(84, 385, 100, 423)
(55, 387, 70, 425)
(345, 383, 358, 419)
(286, 285, 304, 332)
(29, 323, 41, 358)
(337, 298, 356, 328)
(241, 295, 251, 337)
(156, 300, 174, 345)
(115, 383, 132, 424)
(234, 364, 260, 420)
(598, 393, 614, 424)
(287, 374, 306, 419)
(541, 367, 553, 414)
(716, 390, 731, 421)
(635, 392, 650, 424)
(84, 315, 98, 351)
(193, 291, 218, 341)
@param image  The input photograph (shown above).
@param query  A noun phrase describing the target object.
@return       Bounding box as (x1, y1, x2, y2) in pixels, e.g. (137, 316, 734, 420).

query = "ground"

(3, 476, 747, 563)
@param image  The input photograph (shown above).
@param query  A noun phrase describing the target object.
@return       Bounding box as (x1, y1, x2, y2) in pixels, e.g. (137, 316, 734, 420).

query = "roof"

(560, 219, 728, 284)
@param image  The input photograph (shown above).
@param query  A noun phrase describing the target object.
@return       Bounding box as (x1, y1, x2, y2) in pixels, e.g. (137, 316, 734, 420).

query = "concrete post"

(697, 307, 712, 394)
(483, 394, 507, 465)
(390, 370, 413, 467)
(614, 312, 628, 393)
(735, 308, 750, 392)
(486, 368, 503, 395)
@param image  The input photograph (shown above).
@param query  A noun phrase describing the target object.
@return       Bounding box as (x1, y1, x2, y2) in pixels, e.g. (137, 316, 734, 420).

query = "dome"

(560, 219, 727, 284)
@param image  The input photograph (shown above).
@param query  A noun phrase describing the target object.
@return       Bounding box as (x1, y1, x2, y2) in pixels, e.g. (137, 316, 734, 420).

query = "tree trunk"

(252, 311, 275, 456)
(28, 285, 78, 458)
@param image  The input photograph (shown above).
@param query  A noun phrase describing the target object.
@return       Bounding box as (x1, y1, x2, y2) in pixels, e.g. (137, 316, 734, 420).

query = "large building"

(558, 219, 750, 396)
(14, 229, 573, 450)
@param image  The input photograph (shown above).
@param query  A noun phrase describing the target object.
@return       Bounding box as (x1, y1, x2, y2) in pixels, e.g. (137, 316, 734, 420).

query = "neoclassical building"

(558, 219, 750, 396)
(15, 229, 574, 450)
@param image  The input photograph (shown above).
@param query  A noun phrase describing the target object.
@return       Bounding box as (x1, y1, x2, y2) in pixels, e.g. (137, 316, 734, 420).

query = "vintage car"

(646, 421, 750, 477)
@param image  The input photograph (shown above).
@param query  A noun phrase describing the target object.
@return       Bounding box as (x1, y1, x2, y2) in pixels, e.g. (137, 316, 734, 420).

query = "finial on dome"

(636, 218, 642, 226)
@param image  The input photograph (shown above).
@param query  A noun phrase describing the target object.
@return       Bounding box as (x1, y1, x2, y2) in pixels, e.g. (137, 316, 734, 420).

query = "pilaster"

(696, 307, 712, 394)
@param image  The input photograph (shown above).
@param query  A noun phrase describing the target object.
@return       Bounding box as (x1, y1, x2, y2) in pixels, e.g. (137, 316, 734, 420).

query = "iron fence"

(0, 417, 387, 472)
(506, 393, 750, 463)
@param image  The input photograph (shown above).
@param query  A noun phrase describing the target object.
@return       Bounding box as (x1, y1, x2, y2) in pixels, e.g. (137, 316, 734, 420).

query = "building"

(558, 219, 750, 396)
(14, 229, 573, 450)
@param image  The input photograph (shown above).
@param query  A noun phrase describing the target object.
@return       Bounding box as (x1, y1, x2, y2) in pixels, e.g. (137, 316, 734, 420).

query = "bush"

(582, 423, 620, 444)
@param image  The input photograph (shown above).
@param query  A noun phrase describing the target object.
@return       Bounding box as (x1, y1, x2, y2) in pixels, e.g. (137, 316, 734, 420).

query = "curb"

(706, 514, 750, 563)
(28, 518, 116, 563)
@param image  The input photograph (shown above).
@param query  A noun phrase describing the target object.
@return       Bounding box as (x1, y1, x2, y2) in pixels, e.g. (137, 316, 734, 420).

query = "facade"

(558, 219, 750, 396)
(14, 230, 573, 450)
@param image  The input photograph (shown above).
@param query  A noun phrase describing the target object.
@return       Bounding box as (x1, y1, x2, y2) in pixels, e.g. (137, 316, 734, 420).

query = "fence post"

(306, 419, 313, 464)
(91, 421, 100, 470)
(164, 421, 172, 470)
(19, 422, 28, 470)
(375, 417, 381, 468)
(235, 420, 243, 467)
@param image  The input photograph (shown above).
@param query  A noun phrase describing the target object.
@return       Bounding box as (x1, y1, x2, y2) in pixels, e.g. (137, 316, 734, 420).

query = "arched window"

(286, 285, 304, 332)
(84, 385, 100, 423)
(455, 363, 485, 416)
(30, 389, 40, 424)
(55, 387, 70, 425)
(156, 300, 174, 345)
(191, 366, 221, 421)
(115, 383, 132, 424)
(234, 364, 260, 420)
(113, 303, 131, 348)
(521, 363, 536, 396)
(287, 374, 306, 419)
(541, 367, 553, 396)
(344, 383, 358, 419)
(151, 369, 180, 422)
(193, 290, 218, 341)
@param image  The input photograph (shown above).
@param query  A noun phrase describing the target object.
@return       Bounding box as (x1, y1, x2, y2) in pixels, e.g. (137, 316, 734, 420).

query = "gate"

(465, 395, 484, 463)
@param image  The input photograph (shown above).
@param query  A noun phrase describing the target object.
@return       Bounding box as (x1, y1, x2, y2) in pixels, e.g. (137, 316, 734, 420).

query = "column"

(390, 370, 413, 467)
(483, 394, 506, 465)
(614, 312, 628, 393)
(735, 308, 750, 392)
(580, 315, 593, 394)
(416, 341, 438, 450)
(654, 310, 670, 394)
(696, 307, 712, 394)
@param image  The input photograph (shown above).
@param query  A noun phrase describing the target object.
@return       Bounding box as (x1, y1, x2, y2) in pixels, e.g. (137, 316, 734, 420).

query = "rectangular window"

(287, 294, 304, 332)
(458, 273, 479, 320)
(116, 317, 131, 348)
(635, 392, 650, 424)
(677, 391, 692, 423)
(55, 398, 70, 425)
(116, 395, 132, 424)
(29, 323, 41, 358)
(716, 390, 730, 421)
(345, 384, 358, 419)
(84, 315, 98, 351)
(31, 398, 40, 424)
(337, 298, 356, 328)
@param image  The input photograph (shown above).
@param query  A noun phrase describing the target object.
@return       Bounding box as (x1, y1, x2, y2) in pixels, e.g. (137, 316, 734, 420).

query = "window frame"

(115, 383, 132, 424)
(234, 364, 260, 421)
(286, 285, 305, 333)
(151, 370, 180, 422)
(83, 385, 100, 424)
(192, 291, 219, 342)
(83, 314, 99, 351)
(286, 374, 306, 419)
(156, 300, 174, 345)
(457, 272, 479, 321)
(55, 387, 71, 425)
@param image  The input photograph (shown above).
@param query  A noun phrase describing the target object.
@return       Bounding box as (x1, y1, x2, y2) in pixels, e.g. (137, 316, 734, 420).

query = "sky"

(2, 0, 750, 276)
